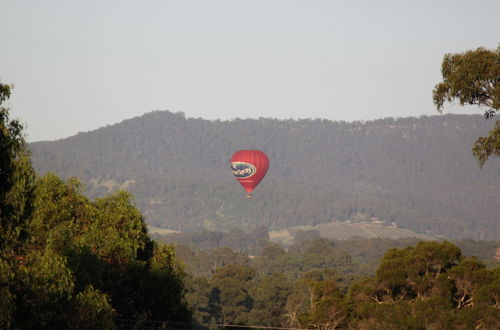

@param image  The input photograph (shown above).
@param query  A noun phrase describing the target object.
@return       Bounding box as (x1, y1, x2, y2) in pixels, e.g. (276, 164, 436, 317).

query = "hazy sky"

(1, 0, 499, 141)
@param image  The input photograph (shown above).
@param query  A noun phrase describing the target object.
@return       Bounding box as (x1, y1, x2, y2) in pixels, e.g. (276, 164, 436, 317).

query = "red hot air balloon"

(230, 150, 269, 198)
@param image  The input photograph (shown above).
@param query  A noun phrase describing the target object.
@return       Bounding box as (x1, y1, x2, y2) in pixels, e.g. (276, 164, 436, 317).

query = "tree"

(0, 82, 35, 252)
(209, 265, 255, 325)
(473, 120, 500, 167)
(30, 175, 191, 325)
(248, 273, 292, 327)
(433, 46, 500, 166)
(348, 241, 500, 328)
(70, 286, 115, 330)
(184, 276, 213, 325)
(0, 82, 36, 328)
(13, 247, 75, 328)
(283, 269, 347, 329)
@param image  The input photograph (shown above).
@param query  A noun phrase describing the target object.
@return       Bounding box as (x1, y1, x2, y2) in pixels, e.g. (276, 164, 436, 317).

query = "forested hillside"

(30, 111, 500, 239)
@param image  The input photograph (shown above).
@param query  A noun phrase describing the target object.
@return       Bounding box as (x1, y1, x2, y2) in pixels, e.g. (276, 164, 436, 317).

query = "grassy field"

(269, 222, 435, 246)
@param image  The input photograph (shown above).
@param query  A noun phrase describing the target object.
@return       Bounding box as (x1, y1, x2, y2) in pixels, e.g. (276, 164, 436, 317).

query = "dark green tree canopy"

(0, 83, 191, 328)
(433, 46, 500, 166)
(0, 82, 35, 251)
(433, 46, 500, 112)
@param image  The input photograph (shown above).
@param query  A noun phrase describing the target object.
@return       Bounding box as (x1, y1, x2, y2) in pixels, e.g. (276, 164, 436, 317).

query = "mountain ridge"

(29, 111, 500, 239)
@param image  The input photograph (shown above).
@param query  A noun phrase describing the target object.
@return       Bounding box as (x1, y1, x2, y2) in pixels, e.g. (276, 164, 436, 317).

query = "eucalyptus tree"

(433, 46, 500, 166)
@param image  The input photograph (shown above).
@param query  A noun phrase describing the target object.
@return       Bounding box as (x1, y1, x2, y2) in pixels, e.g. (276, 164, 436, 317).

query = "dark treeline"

(154, 229, 500, 271)
(155, 229, 500, 328)
(157, 233, 500, 329)
(30, 111, 500, 239)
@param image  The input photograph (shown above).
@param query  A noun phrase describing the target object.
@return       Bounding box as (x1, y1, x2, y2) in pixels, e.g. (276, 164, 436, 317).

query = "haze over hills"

(29, 111, 500, 240)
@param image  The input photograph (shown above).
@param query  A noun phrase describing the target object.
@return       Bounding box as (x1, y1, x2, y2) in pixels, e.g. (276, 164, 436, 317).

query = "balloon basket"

(245, 194, 253, 199)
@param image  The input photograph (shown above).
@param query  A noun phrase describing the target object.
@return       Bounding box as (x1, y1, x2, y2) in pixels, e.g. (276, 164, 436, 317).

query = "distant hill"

(29, 112, 500, 239)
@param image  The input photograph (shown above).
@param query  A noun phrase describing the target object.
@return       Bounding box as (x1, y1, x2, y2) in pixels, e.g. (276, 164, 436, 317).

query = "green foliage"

(0, 257, 15, 328)
(13, 247, 75, 328)
(0, 82, 35, 252)
(30, 174, 92, 253)
(447, 257, 493, 309)
(184, 276, 213, 324)
(433, 46, 500, 112)
(248, 273, 291, 327)
(433, 46, 500, 166)
(186, 247, 250, 278)
(209, 265, 256, 324)
(349, 241, 500, 328)
(88, 191, 151, 264)
(71, 286, 115, 330)
(30, 111, 500, 240)
(174, 232, 500, 326)
(0, 86, 192, 328)
(299, 280, 347, 329)
(281, 269, 347, 329)
(0, 170, 192, 328)
(453, 239, 500, 268)
(162, 227, 271, 255)
(0, 82, 37, 327)
(473, 119, 500, 166)
(411, 241, 462, 276)
(28, 174, 191, 325)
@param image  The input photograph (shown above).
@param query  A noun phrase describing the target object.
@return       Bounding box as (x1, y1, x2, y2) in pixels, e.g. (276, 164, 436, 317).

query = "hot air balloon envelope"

(230, 150, 269, 197)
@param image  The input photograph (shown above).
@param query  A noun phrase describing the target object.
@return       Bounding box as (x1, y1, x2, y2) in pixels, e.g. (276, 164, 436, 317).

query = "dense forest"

(2, 82, 500, 328)
(159, 235, 500, 329)
(30, 111, 500, 239)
